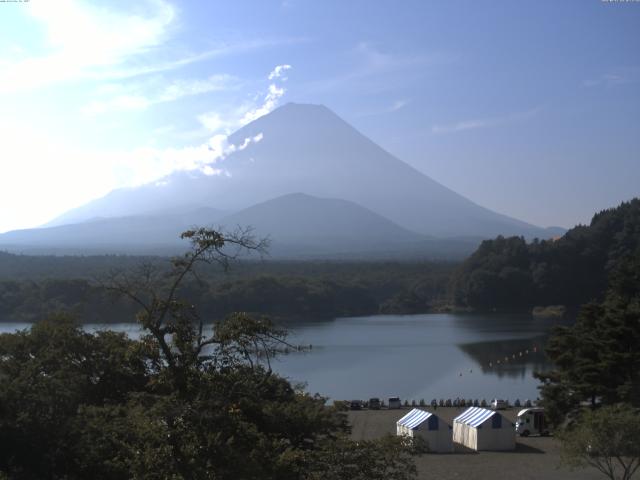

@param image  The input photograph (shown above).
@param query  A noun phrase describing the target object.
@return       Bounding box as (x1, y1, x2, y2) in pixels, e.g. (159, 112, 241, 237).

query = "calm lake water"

(0, 313, 564, 403)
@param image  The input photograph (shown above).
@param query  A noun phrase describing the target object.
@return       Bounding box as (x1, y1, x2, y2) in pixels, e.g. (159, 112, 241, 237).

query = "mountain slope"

(216, 193, 423, 254)
(0, 207, 224, 254)
(47, 103, 555, 239)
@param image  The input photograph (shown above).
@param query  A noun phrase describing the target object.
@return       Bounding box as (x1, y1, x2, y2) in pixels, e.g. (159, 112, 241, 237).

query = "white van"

(515, 407, 549, 436)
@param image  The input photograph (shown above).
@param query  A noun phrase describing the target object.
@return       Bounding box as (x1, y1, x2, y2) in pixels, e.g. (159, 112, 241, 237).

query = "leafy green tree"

(559, 404, 640, 480)
(0, 315, 151, 478)
(304, 435, 423, 480)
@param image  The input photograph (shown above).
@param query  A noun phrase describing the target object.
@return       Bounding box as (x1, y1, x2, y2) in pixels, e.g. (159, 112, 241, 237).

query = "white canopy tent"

(396, 409, 453, 453)
(453, 407, 515, 451)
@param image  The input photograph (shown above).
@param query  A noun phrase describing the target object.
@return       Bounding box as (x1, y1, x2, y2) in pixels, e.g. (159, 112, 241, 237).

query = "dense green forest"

(0, 254, 454, 323)
(450, 199, 640, 311)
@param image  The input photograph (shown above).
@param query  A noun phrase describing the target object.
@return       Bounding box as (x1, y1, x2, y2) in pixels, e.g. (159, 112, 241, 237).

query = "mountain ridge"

(46, 103, 553, 238)
(2, 103, 566, 257)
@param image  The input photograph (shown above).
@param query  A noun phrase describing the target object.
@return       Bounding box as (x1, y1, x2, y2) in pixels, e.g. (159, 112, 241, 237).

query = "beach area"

(348, 407, 603, 480)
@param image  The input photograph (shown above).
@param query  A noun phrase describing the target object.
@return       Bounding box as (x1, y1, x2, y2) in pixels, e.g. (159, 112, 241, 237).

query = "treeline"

(450, 198, 640, 310)
(0, 260, 455, 323)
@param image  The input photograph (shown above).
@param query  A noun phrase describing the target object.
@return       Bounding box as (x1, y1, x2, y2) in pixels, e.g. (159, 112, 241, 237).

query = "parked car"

(368, 397, 381, 410)
(350, 400, 364, 410)
(388, 397, 402, 409)
(491, 398, 507, 410)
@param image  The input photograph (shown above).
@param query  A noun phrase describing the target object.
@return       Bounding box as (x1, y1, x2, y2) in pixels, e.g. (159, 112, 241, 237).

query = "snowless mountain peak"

(39, 102, 554, 243)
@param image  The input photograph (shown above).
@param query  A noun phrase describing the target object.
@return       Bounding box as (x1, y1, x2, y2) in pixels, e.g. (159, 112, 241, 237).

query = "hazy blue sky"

(0, 0, 638, 233)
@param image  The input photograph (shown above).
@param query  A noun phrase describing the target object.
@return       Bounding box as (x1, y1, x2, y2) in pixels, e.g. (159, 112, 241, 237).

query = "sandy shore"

(348, 407, 603, 480)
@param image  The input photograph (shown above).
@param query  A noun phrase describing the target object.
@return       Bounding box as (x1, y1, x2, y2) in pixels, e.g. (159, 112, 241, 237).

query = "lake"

(0, 313, 564, 404)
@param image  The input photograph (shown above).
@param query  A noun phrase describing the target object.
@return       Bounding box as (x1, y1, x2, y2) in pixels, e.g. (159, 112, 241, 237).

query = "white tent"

(453, 406, 515, 451)
(396, 409, 453, 453)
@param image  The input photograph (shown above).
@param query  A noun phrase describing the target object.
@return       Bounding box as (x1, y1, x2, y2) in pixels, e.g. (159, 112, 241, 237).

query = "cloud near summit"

(268, 64, 292, 80)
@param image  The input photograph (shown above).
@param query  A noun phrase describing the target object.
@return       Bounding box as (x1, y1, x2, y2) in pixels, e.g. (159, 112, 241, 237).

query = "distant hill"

(215, 193, 486, 259)
(216, 193, 420, 254)
(450, 198, 640, 310)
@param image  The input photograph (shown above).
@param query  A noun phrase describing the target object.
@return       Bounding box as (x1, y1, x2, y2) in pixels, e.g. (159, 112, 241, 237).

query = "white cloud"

(268, 64, 292, 80)
(110, 132, 263, 186)
(197, 112, 238, 133)
(431, 119, 491, 135)
(103, 39, 298, 81)
(389, 99, 409, 112)
(353, 99, 410, 118)
(83, 74, 235, 114)
(128, 65, 286, 199)
(196, 65, 292, 136)
(582, 68, 639, 88)
(83, 95, 151, 114)
(240, 83, 287, 125)
(0, 0, 175, 93)
(305, 42, 450, 94)
(158, 75, 233, 101)
(431, 107, 542, 135)
(0, 1, 300, 95)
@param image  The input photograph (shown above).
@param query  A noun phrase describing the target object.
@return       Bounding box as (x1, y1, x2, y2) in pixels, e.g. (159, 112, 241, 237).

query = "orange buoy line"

(455, 344, 541, 378)
(483, 344, 539, 371)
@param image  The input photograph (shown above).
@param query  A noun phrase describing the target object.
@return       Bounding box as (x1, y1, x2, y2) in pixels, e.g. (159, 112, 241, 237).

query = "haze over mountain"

(1, 103, 563, 257)
(0, 208, 224, 255)
(213, 193, 479, 259)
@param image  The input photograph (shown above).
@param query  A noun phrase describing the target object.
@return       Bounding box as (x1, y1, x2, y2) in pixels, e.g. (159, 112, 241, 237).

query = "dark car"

(388, 397, 402, 409)
(350, 400, 364, 410)
(368, 397, 381, 410)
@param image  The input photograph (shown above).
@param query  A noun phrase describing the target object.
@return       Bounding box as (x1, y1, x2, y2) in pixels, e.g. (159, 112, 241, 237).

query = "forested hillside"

(450, 199, 640, 310)
(0, 256, 454, 323)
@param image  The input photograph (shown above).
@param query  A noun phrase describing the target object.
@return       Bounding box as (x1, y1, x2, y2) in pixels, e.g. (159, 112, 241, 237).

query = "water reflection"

(457, 336, 550, 380)
(274, 313, 564, 401)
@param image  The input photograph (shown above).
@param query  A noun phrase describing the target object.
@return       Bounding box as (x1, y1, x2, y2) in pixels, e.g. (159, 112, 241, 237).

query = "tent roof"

(454, 407, 497, 428)
(397, 409, 433, 430)
(517, 407, 543, 417)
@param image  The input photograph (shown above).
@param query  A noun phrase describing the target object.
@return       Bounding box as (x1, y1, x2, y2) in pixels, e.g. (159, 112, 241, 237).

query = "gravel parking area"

(347, 407, 603, 480)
